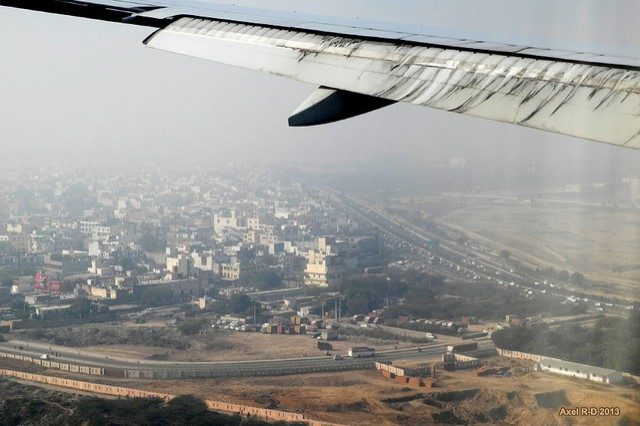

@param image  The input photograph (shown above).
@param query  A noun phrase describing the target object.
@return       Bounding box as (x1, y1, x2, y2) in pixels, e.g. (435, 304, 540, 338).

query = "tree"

(206, 287, 219, 298)
(491, 326, 535, 350)
(177, 319, 206, 335)
(117, 256, 137, 272)
(11, 300, 32, 319)
(341, 277, 387, 314)
(228, 293, 255, 314)
(69, 298, 96, 318)
(165, 395, 209, 424)
(244, 270, 283, 291)
(134, 285, 173, 307)
(570, 272, 585, 285)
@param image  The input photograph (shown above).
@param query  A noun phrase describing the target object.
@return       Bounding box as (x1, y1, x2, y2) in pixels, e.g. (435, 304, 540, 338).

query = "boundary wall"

(0, 350, 374, 379)
(0, 369, 340, 426)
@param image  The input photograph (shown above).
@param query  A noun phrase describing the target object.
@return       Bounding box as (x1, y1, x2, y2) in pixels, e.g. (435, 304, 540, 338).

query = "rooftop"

(541, 357, 623, 377)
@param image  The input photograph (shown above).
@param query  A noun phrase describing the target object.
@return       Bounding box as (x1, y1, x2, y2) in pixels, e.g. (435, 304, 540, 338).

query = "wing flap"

(288, 87, 396, 126)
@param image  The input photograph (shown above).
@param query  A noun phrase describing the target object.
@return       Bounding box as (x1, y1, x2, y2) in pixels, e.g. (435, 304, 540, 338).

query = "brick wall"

(0, 368, 342, 425)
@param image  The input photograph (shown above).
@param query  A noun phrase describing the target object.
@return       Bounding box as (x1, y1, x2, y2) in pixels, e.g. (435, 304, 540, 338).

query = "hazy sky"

(1, 0, 639, 169)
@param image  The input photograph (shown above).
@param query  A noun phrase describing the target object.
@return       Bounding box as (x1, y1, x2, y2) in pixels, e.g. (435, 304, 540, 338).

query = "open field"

(84, 331, 414, 362)
(18, 322, 414, 362)
(2, 354, 638, 425)
(112, 358, 640, 425)
(388, 194, 640, 299)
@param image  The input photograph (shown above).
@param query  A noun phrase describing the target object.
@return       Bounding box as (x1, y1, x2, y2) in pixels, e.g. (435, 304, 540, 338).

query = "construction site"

(0, 338, 638, 425)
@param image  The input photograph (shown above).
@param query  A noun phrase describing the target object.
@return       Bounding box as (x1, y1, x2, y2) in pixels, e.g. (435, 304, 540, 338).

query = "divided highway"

(0, 338, 483, 378)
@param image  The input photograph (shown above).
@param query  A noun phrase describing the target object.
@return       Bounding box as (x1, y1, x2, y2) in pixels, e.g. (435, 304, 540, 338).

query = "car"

(333, 355, 343, 360)
(40, 354, 49, 360)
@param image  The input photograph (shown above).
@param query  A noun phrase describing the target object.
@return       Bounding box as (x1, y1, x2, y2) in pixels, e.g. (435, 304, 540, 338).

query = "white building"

(537, 358, 624, 384)
(11, 281, 33, 295)
(191, 252, 218, 272)
(304, 237, 344, 287)
(166, 253, 193, 278)
(213, 211, 238, 234)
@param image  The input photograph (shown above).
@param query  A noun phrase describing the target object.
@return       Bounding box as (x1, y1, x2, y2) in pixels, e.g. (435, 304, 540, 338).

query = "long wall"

(496, 348, 554, 363)
(0, 368, 339, 426)
(0, 350, 373, 379)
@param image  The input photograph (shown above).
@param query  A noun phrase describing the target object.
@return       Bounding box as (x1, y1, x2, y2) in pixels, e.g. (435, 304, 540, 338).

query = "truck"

(317, 340, 333, 351)
(447, 342, 478, 354)
(348, 346, 376, 358)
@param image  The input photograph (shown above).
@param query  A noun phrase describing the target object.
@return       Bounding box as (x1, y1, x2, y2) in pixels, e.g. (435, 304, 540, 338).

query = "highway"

(323, 186, 530, 284)
(321, 186, 634, 311)
(0, 338, 487, 377)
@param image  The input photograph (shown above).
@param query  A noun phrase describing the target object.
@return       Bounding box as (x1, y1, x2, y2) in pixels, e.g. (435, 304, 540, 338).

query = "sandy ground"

(2, 356, 638, 425)
(83, 329, 415, 362)
(440, 203, 640, 299)
(119, 358, 640, 426)
(386, 194, 640, 300)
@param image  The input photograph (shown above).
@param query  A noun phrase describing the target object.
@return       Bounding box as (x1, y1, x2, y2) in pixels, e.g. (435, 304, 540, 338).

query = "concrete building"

(11, 277, 33, 295)
(35, 304, 72, 317)
(304, 237, 344, 287)
(138, 278, 202, 300)
(213, 211, 238, 234)
(89, 286, 119, 300)
(191, 252, 218, 272)
(78, 221, 121, 240)
(246, 217, 260, 230)
(166, 253, 193, 278)
(221, 257, 250, 281)
(43, 253, 91, 274)
(537, 358, 624, 384)
(197, 296, 213, 310)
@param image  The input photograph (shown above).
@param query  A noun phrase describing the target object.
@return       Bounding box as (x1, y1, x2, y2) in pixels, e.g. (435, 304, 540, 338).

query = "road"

(322, 186, 634, 311)
(325, 187, 530, 284)
(0, 338, 491, 377)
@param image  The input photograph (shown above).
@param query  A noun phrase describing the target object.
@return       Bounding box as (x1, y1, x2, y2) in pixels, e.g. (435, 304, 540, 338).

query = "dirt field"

(83, 329, 414, 362)
(18, 319, 417, 363)
(2, 355, 638, 425)
(389, 194, 640, 300)
(117, 357, 640, 426)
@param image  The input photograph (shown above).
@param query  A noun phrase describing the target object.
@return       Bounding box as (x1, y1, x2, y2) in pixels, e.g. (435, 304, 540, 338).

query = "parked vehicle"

(348, 347, 376, 357)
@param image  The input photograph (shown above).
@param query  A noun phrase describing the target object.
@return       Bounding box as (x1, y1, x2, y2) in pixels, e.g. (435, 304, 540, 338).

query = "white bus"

(348, 346, 376, 357)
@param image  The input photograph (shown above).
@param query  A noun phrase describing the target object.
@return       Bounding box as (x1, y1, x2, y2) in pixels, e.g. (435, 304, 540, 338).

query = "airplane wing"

(2, 0, 639, 149)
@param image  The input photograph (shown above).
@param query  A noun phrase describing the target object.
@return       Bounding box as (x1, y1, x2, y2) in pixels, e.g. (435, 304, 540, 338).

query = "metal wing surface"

(2, 0, 639, 149)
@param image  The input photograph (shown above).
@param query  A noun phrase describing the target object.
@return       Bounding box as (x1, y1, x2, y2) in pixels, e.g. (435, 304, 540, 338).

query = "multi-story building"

(304, 237, 344, 287)
(220, 257, 250, 281)
(213, 211, 238, 234)
(166, 253, 193, 278)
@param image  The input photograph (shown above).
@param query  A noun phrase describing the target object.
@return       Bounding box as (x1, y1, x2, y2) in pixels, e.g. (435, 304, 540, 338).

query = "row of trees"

(339, 270, 586, 320)
(339, 269, 444, 315)
(492, 311, 640, 374)
(35, 394, 304, 426)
